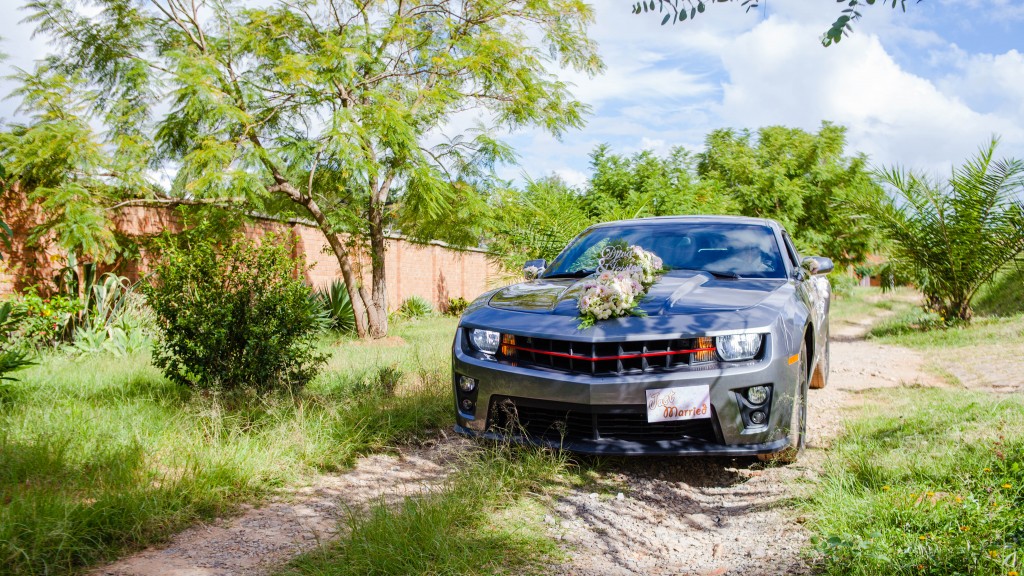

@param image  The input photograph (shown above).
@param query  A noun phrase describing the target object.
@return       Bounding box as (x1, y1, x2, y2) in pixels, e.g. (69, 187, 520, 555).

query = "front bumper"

(452, 327, 800, 456)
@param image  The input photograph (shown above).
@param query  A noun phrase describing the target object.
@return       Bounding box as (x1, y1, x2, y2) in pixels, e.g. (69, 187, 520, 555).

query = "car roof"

(588, 215, 782, 230)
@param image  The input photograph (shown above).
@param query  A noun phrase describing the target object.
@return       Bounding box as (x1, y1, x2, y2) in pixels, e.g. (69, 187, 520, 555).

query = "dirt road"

(549, 310, 944, 575)
(93, 308, 946, 576)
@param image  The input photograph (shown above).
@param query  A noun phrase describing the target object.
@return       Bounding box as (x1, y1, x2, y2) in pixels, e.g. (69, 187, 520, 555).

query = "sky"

(1, 0, 1023, 189)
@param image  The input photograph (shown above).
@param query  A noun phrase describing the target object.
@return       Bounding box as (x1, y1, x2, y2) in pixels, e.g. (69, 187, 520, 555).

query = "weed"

(805, 388, 1024, 576)
(351, 364, 404, 398)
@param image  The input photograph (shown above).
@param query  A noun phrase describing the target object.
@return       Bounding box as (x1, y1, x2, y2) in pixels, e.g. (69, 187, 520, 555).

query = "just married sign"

(645, 385, 712, 423)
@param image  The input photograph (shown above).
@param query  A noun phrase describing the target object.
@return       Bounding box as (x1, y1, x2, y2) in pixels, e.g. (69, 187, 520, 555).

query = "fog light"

(460, 398, 475, 412)
(746, 385, 769, 405)
(750, 410, 767, 425)
(458, 375, 477, 392)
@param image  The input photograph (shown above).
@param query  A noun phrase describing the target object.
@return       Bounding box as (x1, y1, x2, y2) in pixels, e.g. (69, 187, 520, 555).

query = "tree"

(632, 0, 923, 46)
(697, 122, 885, 267)
(487, 176, 592, 271)
(868, 137, 1024, 322)
(0, 70, 134, 263)
(585, 145, 735, 219)
(25, 0, 603, 338)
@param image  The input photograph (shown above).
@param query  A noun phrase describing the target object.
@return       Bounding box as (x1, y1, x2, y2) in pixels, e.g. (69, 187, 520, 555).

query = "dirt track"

(547, 307, 946, 575)
(94, 307, 952, 576)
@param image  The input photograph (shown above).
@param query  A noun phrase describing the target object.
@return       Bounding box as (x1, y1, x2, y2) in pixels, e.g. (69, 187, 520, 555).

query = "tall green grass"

(0, 318, 459, 575)
(283, 444, 569, 576)
(973, 264, 1024, 317)
(806, 388, 1023, 576)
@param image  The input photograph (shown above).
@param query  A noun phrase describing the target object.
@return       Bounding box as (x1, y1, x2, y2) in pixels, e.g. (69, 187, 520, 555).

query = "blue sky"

(2, 0, 1022, 188)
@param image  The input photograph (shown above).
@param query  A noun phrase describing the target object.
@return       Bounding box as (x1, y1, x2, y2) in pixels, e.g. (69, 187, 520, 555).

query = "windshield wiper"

(675, 267, 742, 280)
(543, 269, 596, 279)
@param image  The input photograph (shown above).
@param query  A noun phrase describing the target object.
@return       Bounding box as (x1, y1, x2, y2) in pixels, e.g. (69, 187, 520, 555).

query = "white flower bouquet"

(577, 243, 664, 329)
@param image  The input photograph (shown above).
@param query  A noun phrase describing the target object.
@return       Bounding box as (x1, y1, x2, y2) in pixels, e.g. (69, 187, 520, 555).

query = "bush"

(146, 235, 327, 394)
(444, 297, 470, 317)
(3, 292, 81, 349)
(827, 270, 858, 299)
(397, 296, 434, 319)
(0, 302, 34, 381)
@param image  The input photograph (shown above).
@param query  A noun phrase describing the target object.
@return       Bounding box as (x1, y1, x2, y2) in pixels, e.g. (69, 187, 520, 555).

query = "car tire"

(757, 339, 808, 464)
(809, 325, 830, 390)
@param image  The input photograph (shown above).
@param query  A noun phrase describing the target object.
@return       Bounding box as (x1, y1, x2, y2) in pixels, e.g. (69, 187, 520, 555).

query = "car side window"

(781, 232, 801, 273)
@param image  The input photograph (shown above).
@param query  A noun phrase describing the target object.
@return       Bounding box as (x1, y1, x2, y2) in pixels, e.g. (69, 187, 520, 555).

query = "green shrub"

(145, 235, 327, 394)
(827, 270, 858, 299)
(0, 303, 34, 381)
(398, 296, 435, 319)
(444, 296, 470, 317)
(316, 280, 357, 334)
(4, 292, 81, 349)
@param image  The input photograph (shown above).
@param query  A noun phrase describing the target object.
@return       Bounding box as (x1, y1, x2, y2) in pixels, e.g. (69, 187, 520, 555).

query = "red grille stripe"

(509, 345, 716, 362)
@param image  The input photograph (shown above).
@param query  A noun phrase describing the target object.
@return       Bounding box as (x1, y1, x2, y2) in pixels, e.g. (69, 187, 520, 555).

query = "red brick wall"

(1, 205, 506, 312)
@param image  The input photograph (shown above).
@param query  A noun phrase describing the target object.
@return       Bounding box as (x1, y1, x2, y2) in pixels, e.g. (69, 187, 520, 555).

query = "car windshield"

(544, 222, 787, 279)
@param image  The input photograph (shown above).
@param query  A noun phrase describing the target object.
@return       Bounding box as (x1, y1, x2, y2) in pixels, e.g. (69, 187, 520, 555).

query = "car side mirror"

(801, 256, 834, 276)
(523, 259, 546, 280)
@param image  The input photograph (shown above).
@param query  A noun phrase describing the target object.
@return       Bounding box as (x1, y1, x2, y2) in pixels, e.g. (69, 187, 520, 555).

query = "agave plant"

(397, 296, 435, 319)
(870, 138, 1024, 322)
(316, 280, 357, 334)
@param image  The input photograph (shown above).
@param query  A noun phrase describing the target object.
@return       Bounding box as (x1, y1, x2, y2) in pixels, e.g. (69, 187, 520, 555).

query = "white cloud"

(714, 16, 1024, 174)
(553, 167, 589, 188)
(936, 47, 1024, 118)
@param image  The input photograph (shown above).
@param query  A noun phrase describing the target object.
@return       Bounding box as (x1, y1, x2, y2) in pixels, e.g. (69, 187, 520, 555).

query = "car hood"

(488, 270, 786, 317)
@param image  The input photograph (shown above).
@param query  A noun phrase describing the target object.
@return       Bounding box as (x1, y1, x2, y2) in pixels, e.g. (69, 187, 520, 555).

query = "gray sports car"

(452, 216, 833, 459)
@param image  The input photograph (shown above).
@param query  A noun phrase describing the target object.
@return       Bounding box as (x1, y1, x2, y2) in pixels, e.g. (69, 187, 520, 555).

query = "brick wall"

(1, 204, 507, 312)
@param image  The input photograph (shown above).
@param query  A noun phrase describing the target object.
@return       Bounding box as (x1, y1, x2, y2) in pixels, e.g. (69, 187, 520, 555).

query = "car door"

(780, 230, 827, 362)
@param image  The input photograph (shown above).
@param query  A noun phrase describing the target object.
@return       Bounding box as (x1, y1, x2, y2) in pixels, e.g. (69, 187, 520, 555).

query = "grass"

(805, 387, 1023, 576)
(828, 286, 917, 324)
(0, 317, 459, 575)
(282, 444, 571, 576)
(973, 265, 1024, 318)
(869, 310, 1024, 349)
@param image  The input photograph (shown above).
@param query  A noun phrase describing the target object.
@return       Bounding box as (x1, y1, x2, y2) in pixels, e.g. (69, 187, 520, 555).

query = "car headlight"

(469, 329, 501, 355)
(716, 333, 763, 362)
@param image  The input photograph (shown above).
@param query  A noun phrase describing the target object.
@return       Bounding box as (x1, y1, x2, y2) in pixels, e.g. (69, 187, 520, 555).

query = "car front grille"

(496, 335, 716, 376)
(487, 396, 720, 444)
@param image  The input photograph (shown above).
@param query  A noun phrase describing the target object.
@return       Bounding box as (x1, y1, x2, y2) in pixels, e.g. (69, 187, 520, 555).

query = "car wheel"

(810, 325, 830, 390)
(758, 340, 808, 464)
